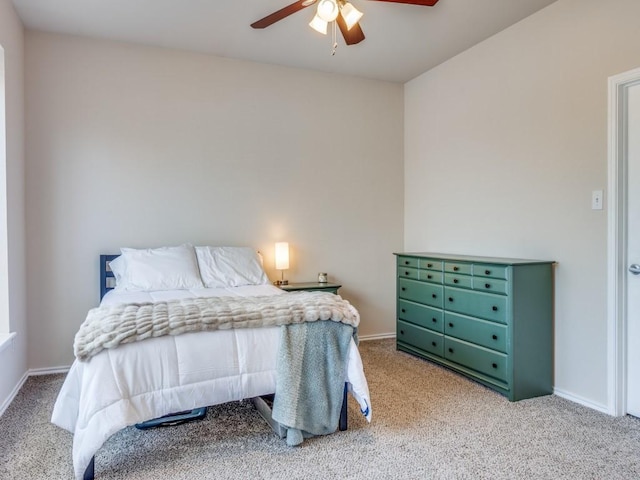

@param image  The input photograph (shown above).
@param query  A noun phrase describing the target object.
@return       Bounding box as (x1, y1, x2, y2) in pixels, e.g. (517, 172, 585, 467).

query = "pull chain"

(331, 20, 337, 56)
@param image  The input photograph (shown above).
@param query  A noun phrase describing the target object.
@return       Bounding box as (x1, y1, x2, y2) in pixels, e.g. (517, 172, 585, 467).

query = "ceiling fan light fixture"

(340, 2, 363, 30)
(316, 0, 339, 22)
(309, 14, 328, 34)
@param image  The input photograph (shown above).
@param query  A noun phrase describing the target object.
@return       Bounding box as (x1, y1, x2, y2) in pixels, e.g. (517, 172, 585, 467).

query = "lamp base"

(274, 280, 289, 286)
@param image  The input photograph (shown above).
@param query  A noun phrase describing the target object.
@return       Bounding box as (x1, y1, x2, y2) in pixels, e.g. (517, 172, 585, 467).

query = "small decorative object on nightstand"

(318, 272, 328, 283)
(280, 282, 342, 295)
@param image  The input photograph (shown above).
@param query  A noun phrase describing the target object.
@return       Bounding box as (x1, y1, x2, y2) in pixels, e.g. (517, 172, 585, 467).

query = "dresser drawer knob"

(453, 279, 459, 284)
(453, 266, 459, 271)
(448, 348, 454, 353)
(432, 318, 437, 323)
(404, 261, 410, 265)
(432, 294, 437, 299)
(432, 341, 437, 347)
(405, 271, 410, 275)
(427, 274, 433, 279)
(485, 270, 491, 275)
(401, 308, 406, 313)
(427, 263, 433, 268)
(448, 297, 454, 302)
(448, 322, 454, 328)
(492, 363, 498, 369)
(492, 306, 498, 311)
(492, 334, 498, 340)
(485, 283, 491, 289)
(402, 287, 406, 291)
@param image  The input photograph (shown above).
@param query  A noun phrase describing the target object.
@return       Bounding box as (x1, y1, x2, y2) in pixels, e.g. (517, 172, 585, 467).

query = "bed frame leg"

(83, 456, 95, 480)
(339, 383, 348, 431)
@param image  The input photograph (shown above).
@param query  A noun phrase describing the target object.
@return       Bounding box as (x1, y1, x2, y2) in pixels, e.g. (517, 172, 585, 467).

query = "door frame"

(607, 67, 640, 416)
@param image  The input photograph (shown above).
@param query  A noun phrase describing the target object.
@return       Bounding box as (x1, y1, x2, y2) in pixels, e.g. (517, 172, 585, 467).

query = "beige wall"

(404, 0, 640, 410)
(18, 0, 640, 414)
(25, 32, 404, 368)
(0, 0, 27, 412)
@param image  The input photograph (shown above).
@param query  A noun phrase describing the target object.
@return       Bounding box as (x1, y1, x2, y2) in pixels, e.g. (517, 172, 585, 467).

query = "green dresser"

(394, 253, 554, 401)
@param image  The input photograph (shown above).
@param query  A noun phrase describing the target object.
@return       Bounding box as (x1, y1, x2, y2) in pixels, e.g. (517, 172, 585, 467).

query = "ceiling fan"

(251, 0, 440, 47)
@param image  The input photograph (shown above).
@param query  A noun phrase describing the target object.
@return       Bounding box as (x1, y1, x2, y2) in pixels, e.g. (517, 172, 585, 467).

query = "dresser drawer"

(420, 259, 443, 271)
(397, 256, 420, 268)
(473, 264, 508, 280)
(473, 277, 508, 295)
(398, 278, 443, 308)
(444, 287, 508, 324)
(444, 337, 507, 382)
(398, 299, 443, 333)
(398, 266, 420, 280)
(444, 312, 507, 353)
(444, 262, 472, 275)
(420, 270, 443, 283)
(398, 320, 444, 357)
(444, 273, 473, 289)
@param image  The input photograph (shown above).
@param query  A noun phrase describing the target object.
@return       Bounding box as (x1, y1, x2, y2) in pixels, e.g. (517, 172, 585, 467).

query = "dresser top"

(394, 252, 554, 266)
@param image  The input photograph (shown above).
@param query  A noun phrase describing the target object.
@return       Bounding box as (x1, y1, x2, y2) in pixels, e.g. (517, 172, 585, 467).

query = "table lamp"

(274, 242, 289, 286)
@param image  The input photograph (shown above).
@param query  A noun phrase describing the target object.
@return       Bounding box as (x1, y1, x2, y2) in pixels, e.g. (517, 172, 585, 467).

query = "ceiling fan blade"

(367, 0, 439, 6)
(336, 13, 365, 45)
(251, 0, 317, 29)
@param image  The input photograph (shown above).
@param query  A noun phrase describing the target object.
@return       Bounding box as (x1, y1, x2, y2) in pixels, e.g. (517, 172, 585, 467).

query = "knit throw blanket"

(73, 292, 360, 361)
(272, 320, 354, 446)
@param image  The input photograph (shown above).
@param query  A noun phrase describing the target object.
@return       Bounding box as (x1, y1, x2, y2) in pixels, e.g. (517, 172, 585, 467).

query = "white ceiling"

(11, 0, 558, 83)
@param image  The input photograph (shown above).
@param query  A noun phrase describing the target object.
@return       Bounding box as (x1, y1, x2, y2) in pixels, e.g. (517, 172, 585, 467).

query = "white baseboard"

(0, 366, 71, 417)
(359, 332, 396, 341)
(554, 387, 611, 415)
(29, 366, 71, 376)
(0, 370, 28, 417)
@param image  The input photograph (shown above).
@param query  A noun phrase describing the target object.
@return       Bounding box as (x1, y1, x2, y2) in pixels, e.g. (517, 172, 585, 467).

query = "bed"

(51, 245, 372, 480)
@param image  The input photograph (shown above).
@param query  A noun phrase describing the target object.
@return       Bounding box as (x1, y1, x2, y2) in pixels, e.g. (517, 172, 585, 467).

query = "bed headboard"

(100, 254, 120, 300)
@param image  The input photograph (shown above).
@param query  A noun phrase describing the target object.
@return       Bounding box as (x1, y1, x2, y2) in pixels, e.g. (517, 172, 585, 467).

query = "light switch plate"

(592, 190, 603, 210)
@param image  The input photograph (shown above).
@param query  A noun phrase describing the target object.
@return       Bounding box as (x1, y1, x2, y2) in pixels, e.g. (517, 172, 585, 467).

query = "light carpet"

(1, 339, 639, 479)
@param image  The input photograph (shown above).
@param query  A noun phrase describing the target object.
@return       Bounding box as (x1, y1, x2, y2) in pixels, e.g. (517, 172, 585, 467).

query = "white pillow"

(114, 244, 204, 292)
(108, 255, 126, 286)
(195, 246, 269, 288)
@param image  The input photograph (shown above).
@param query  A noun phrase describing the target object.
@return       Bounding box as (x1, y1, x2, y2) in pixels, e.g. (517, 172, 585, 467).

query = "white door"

(626, 83, 640, 417)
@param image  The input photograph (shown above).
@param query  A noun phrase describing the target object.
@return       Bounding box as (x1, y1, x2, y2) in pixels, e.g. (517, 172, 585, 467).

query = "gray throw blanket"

(272, 320, 355, 446)
(74, 292, 359, 361)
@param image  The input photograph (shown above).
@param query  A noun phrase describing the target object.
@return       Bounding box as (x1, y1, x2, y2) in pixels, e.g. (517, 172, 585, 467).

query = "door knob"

(630, 264, 640, 275)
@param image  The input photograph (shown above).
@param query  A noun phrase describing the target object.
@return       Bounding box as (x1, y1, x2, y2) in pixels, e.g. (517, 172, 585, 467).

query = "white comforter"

(51, 284, 371, 480)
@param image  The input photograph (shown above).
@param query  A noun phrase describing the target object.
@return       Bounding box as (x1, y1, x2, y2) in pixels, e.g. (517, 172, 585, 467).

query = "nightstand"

(279, 282, 342, 295)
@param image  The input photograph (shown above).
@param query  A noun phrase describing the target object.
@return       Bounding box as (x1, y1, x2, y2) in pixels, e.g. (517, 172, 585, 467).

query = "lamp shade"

(309, 14, 328, 34)
(317, 0, 339, 22)
(340, 2, 363, 30)
(275, 242, 290, 270)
